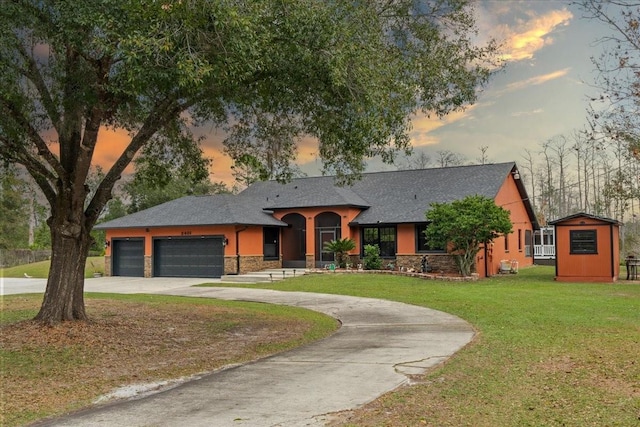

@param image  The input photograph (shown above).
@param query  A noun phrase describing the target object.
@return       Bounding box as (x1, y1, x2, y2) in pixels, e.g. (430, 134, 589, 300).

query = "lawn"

(200, 266, 640, 427)
(0, 256, 105, 279)
(2, 265, 639, 426)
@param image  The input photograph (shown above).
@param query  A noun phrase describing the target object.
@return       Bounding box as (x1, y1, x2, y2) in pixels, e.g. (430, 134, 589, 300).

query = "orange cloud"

(410, 105, 478, 147)
(499, 9, 573, 63)
(92, 127, 135, 174)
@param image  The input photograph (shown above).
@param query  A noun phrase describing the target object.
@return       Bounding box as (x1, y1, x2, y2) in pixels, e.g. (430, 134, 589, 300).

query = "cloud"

(500, 8, 573, 62)
(511, 108, 544, 117)
(501, 68, 571, 94)
(476, 4, 573, 64)
(409, 105, 479, 147)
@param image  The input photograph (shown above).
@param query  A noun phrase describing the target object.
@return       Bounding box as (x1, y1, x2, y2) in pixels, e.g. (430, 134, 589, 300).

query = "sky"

(91, 0, 613, 187)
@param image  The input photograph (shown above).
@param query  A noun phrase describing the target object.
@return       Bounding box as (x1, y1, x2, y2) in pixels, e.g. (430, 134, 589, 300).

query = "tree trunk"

(34, 217, 91, 324)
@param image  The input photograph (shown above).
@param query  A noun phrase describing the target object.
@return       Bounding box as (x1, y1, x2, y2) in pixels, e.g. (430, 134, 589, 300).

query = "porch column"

(305, 215, 315, 269)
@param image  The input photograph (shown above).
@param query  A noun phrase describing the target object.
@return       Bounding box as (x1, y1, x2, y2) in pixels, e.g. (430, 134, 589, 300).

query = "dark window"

(518, 229, 522, 251)
(263, 227, 280, 260)
(504, 233, 510, 252)
(362, 226, 396, 257)
(416, 224, 445, 252)
(570, 229, 597, 254)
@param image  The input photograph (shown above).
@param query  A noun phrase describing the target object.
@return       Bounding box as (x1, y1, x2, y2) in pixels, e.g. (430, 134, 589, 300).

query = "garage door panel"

(154, 237, 223, 278)
(112, 239, 144, 277)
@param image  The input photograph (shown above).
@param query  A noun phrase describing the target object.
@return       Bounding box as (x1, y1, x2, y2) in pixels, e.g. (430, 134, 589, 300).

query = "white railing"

(534, 245, 555, 258)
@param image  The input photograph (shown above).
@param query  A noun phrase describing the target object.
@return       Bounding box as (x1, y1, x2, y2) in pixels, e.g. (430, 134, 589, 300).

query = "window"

(416, 224, 445, 252)
(504, 233, 510, 252)
(362, 226, 396, 257)
(263, 227, 280, 260)
(518, 229, 522, 252)
(570, 230, 597, 254)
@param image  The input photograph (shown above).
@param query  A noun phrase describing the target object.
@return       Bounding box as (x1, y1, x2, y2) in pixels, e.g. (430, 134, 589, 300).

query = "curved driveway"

(16, 279, 475, 427)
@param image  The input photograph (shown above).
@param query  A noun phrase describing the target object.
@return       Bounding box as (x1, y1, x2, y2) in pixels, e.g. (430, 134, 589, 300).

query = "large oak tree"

(0, 0, 499, 324)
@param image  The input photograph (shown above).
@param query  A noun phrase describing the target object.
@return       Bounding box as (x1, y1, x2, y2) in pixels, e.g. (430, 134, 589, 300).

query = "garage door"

(112, 238, 144, 277)
(153, 237, 224, 278)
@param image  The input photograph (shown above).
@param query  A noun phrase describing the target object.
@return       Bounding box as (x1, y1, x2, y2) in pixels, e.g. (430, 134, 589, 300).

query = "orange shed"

(549, 213, 621, 283)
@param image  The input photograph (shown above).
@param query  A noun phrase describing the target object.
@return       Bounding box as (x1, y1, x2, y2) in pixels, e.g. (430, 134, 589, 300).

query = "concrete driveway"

(7, 277, 475, 427)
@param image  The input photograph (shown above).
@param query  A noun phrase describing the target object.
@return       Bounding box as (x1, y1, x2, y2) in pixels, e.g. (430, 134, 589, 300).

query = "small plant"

(323, 238, 356, 268)
(363, 244, 382, 270)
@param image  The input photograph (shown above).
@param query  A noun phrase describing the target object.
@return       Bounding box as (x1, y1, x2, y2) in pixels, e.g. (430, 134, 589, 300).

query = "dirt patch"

(1, 297, 318, 426)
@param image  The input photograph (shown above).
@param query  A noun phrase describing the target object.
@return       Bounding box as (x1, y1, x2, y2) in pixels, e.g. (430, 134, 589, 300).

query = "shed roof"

(549, 212, 622, 226)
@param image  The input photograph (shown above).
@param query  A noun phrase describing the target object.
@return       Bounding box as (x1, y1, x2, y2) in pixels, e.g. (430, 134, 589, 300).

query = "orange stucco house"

(96, 162, 539, 278)
(549, 213, 621, 283)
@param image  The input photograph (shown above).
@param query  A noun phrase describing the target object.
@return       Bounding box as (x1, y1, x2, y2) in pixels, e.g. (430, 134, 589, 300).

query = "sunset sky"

(91, 1, 613, 187)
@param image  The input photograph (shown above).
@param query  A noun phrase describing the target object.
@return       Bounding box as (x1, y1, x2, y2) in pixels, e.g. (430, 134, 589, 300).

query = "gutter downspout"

(235, 226, 248, 274)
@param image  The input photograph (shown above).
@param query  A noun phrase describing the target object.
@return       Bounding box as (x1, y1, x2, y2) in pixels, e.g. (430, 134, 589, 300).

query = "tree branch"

(16, 41, 62, 130)
(0, 99, 65, 178)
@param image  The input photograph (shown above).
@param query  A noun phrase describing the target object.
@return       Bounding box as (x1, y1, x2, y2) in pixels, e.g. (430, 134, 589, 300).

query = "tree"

(476, 145, 490, 165)
(0, 165, 30, 249)
(323, 238, 356, 268)
(396, 150, 432, 170)
(425, 195, 512, 276)
(580, 1, 640, 164)
(124, 142, 229, 213)
(436, 150, 466, 167)
(0, 1, 499, 323)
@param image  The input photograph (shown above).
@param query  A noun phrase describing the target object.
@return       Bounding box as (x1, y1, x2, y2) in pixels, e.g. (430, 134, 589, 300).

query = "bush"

(363, 244, 382, 270)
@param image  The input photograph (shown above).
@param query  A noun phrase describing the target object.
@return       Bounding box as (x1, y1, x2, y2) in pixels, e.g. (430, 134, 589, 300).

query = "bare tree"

(396, 150, 432, 170)
(520, 149, 538, 218)
(436, 150, 465, 167)
(476, 145, 490, 165)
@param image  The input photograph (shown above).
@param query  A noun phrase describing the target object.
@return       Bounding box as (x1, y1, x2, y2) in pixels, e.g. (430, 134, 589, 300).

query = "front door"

(320, 229, 336, 265)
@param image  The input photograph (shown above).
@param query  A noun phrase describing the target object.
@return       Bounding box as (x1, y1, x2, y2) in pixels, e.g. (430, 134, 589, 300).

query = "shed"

(549, 213, 621, 283)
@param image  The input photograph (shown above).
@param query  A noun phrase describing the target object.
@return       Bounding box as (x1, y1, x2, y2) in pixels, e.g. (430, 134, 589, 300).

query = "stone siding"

(144, 256, 152, 278)
(348, 253, 461, 275)
(395, 253, 461, 274)
(238, 256, 281, 274)
(306, 254, 315, 269)
(104, 256, 112, 276)
(224, 256, 238, 275)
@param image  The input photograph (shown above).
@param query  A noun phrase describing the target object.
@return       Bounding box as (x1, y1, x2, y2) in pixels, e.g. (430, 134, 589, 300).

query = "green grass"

(200, 266, 640, 426)
(0, 256, 105, 279)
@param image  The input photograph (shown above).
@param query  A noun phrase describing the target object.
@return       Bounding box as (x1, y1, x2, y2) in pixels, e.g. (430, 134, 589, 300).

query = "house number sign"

(181, 231, 192, 236)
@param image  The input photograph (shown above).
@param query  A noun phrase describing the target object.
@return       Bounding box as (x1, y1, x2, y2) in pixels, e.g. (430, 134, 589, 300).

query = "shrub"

(363, 244, 382, 270)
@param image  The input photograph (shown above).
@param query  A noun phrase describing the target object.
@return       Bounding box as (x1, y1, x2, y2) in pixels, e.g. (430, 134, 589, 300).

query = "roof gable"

(549, 212, 622, 226)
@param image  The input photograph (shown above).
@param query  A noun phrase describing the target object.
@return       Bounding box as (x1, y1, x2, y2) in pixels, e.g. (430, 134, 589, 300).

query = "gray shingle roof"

(95, 194, 286, 229)
(238, 177, 370, 209)
(97, 162, 536, 229)
(347, 162, 518, 224)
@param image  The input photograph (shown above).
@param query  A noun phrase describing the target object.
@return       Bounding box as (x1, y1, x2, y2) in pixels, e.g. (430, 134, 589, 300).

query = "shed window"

(570, 230, 597, 254)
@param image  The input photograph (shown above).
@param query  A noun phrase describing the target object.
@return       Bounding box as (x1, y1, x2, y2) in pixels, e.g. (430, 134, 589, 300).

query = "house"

(96, 162, 539, 278)
(533, 225, 556, 265)
(549, 213, 621, 283)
